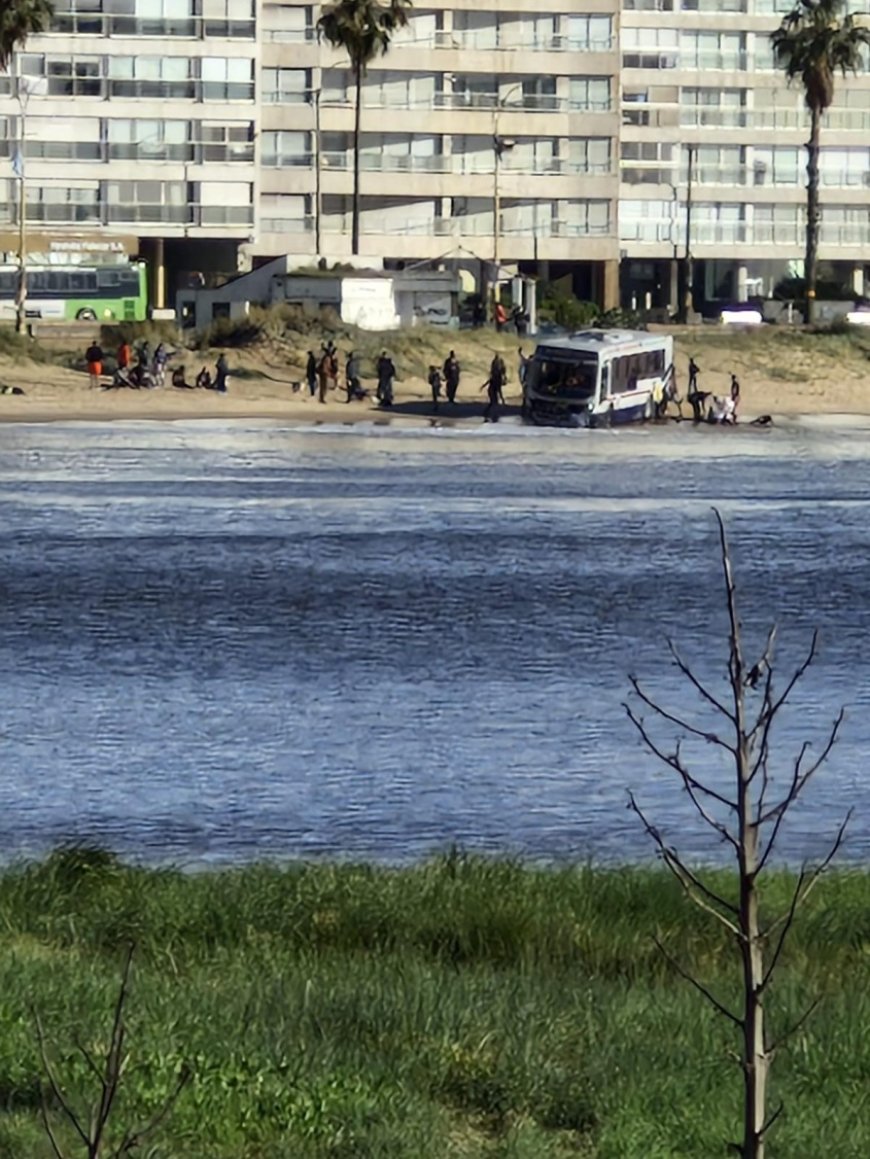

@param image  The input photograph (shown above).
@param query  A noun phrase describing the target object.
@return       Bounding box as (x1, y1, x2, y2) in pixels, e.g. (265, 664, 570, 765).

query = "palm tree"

(771, 0, 870, 324)
(0, 0, 52, 70)
(316, 0, 412, 256)
(1, 0, 53, 333)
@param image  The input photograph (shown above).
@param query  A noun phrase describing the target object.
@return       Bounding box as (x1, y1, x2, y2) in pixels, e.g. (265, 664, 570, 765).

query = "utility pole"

(681, 143, 696, 324)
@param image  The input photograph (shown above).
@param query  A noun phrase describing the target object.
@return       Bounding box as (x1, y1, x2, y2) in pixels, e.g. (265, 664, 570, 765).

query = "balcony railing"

(427, 29, 613, 52)
(352, 216, 612, 238)
(260, 215, 315, 233)
(49, 14, 256, 39)
(620, 161, 870, 189)
(27, 204, 100, 223)
(318, 151, 612, 176)
(620, 221, 870, 246)
(624, 103, 870, 132)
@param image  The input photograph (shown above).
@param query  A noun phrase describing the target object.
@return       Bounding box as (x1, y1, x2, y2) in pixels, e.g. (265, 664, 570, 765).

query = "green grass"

(0, 849, 868, 1156)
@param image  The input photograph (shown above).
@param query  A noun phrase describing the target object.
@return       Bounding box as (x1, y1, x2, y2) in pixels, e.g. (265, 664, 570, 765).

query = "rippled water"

(0, 416, 869, 867)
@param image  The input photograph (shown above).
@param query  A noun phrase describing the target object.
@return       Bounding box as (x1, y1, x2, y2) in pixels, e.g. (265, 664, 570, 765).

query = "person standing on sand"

(318, 345, 338, 403)
(376, 350, 396, 407)
(214, 352, 229, 393)
(482, 353, 507, 422)
(443, 350, 460, 403)
(730, 372, 740, 419)
(306, 351, 317, 397)
(428, 365, 442, 413)
(85, 339, 103, 389)
(116, 339, 131, 372)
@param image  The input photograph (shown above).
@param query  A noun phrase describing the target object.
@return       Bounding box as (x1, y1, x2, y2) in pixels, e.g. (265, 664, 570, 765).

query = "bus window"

(600, 363, 609, 398)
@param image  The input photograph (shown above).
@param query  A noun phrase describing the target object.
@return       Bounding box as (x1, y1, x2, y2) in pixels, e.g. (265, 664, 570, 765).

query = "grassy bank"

(0, 850, 867, 1157)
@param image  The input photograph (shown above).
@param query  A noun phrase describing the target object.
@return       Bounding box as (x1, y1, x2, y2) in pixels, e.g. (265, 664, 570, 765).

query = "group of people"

(85, 338, 230, 393)
(686, 357, 740, 425)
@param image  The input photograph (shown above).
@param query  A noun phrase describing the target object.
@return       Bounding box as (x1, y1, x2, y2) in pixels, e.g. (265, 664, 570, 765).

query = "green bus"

(0, 261, 148, 322)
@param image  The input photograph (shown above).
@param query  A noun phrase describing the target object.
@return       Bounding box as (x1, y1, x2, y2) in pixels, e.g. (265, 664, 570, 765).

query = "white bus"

(523, 329, 675, 427)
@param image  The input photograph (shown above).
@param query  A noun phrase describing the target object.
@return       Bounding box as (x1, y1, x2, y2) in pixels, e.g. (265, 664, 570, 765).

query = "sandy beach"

(0, 324, 868, 424)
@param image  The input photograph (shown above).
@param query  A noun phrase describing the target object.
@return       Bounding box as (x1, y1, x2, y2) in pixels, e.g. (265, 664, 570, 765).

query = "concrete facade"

(2, 1, 868, 314)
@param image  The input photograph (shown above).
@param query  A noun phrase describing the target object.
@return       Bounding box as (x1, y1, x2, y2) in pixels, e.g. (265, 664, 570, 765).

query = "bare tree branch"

(628, 793, 741, 929)
(767, 998, 822, 1057)
(760, 1101, 785, 1137)
(761, 811, 851, 986)
(667, 638, 731, 718)
(39, 1088, 67, 1159)
(115, 1065, 191, 1156)
(629, 674, 734, 753)
(625, 703, 738, 812)
(652, 935, 741, 1027)
(758, 712, 844, 839)
(34, 1011, 91, 1148)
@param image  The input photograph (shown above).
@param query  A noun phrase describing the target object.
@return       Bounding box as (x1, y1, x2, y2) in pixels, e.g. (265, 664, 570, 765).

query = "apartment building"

(2, 0, 868, 313)
(619, 0, 870, 312)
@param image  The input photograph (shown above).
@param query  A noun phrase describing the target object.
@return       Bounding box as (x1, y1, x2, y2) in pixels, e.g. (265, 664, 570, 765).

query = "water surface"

(0, 417, 867, 866)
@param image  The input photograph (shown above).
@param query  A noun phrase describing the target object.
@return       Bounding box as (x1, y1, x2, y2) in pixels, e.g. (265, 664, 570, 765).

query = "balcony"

(49, 14, 255, 39)
(624, 103, 870, 133)
(319, 151, 612, 177)
(260, 216, 315, 233)
(427, 29, 613, 52)
(620, 221, 870, 247)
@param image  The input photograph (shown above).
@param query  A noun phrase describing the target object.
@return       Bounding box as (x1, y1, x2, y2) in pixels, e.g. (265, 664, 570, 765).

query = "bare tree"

(35, 945, 190, 1159)
(626, 510, 847, 1159)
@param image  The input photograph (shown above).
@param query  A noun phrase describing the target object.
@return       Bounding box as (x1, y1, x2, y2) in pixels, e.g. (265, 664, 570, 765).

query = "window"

(693, 145, 744, 184)
(681, 88, 747, 128)
(752, 147, 799, 186)
(610, 350, 665, 395)
(621, 141, 675, 184)
(569, 138, 610, 173)
(107, 119, 190, 161)
(560, 199, 610, 234)
(28, 184, 100, 223)
(521, 76, 557, 110)
(52, 0, 105, 35)
(566, 15, 612, 50)
(108, 56, 194, 98)
(202, 0, 255, 37)
(681, 31, 746, 70)
(623, 28, 678, 69)
(263, 3, 313, 41)
(261, 130, 311, 166)
(261, 67, 309, 103)
(197, 181, 253, 225)
(27, 115, 102, 160)
(569, 77, 611, 110)
(201, 57, 254, 101)
(260, 193, 310, 232)
(105, 180, 188, 223)
(365, 71, 435, 108)
(199, 122, 254, 161)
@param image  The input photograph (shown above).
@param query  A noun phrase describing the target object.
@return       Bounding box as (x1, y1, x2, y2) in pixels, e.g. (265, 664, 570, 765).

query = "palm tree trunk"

(352, 56, 362, 256)
(804, 105, 821, 326)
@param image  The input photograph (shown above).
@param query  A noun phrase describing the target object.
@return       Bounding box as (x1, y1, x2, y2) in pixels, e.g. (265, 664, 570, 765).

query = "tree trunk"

(724, 541, 768, 1159)
(352, 57, 362, 256)
(804, 106, 821, 327)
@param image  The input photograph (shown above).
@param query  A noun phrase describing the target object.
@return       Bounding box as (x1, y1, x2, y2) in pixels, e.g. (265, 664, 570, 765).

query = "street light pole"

(681, 143, 696, 323)
(491, 82, 520, 322)
(14, 82, 30, 336)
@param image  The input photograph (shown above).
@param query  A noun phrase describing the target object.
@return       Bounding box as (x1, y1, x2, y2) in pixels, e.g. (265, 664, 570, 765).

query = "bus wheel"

(76, 308, 97, 322)
(643, 397, 653, 421)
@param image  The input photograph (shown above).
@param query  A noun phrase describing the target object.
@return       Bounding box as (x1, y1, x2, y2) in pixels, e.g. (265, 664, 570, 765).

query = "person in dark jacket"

(376, 351, 396, 407)
(214, 352, 229, 393)
(306, 351, 317, 397)
(442, 350, 460, 403)
(482, 353, 507, 421)
(428, 365, 443, 413)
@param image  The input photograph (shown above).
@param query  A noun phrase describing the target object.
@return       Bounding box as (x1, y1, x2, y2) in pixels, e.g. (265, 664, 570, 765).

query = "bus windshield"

(527, 356, 598, 400)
